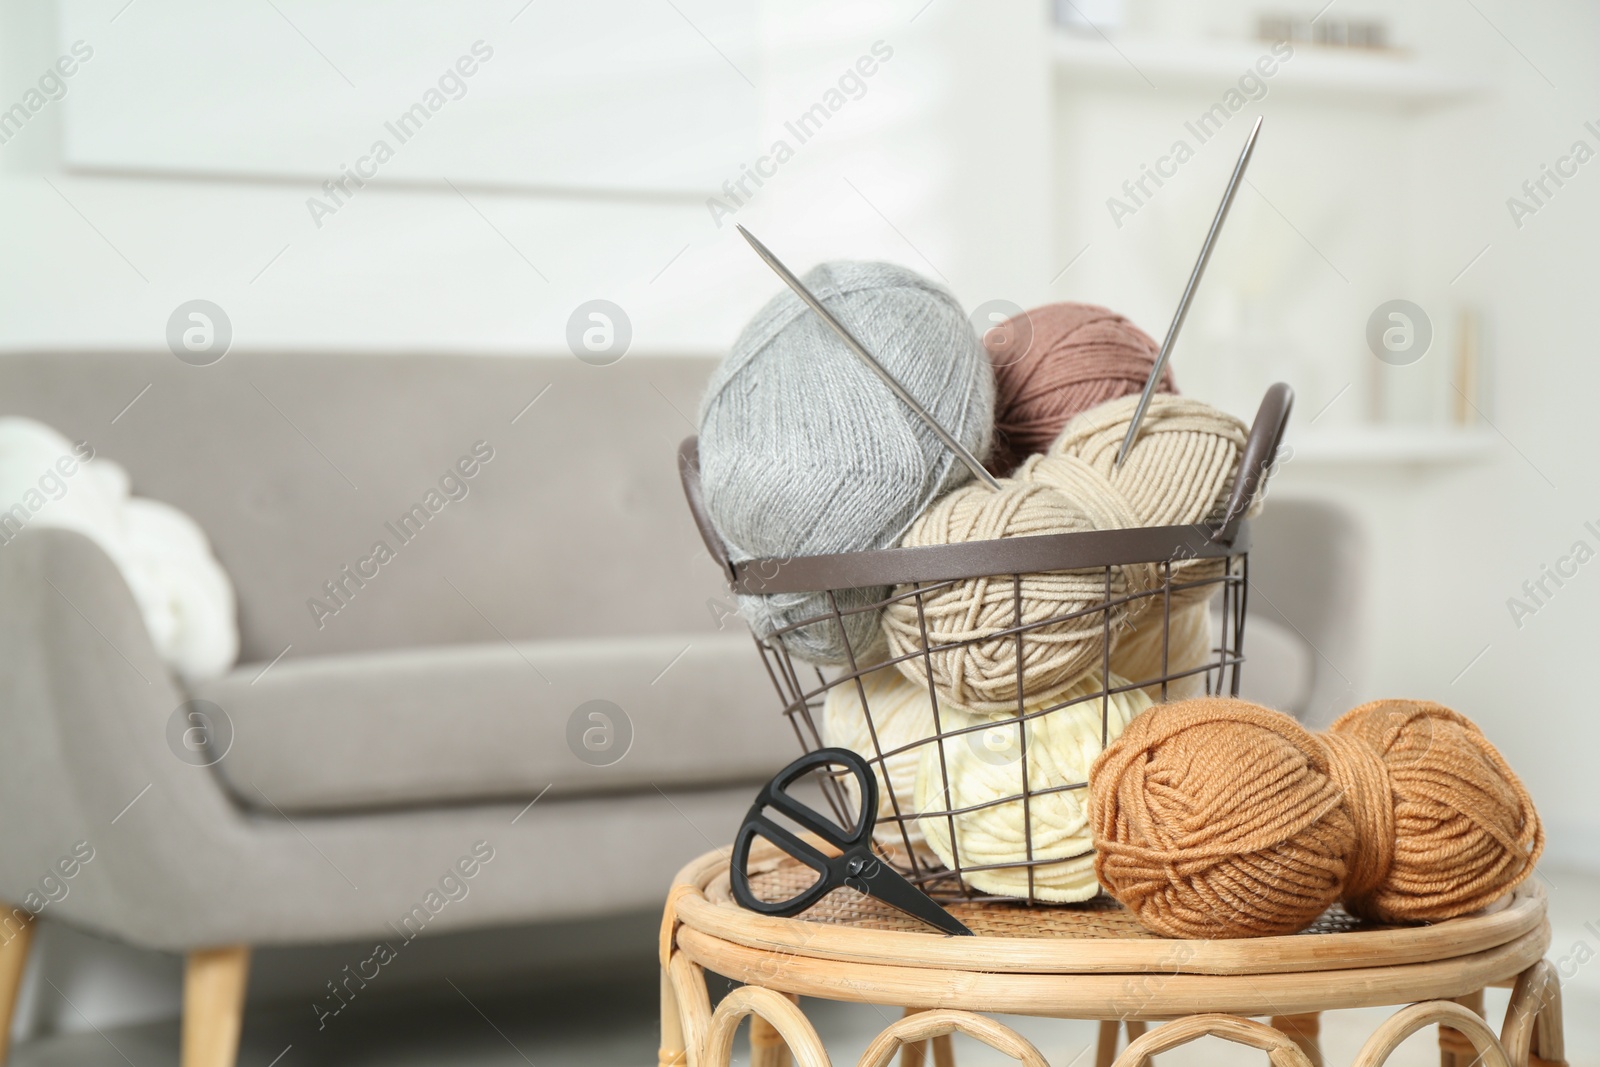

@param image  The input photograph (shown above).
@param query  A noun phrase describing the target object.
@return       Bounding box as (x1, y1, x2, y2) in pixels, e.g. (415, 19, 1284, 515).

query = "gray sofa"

(0, 352, 795, 1064)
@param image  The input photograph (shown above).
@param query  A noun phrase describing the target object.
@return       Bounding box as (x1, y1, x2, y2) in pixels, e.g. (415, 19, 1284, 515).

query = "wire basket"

(681, 384, 1293, 906)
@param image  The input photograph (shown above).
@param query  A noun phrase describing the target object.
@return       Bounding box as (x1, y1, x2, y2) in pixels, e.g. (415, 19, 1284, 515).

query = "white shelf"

(1052, 35, 1488, 107)
(1284, 426, 1499, 466)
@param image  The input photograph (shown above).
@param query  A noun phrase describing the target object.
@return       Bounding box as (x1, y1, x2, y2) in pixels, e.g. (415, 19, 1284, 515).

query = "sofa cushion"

(192, 631, 798, 814)
(0, 352, 727, 663)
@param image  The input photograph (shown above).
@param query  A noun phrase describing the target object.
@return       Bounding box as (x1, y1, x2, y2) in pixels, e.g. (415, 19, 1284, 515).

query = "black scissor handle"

(760, 747, 877, 849)
(730, 748, 878, 917)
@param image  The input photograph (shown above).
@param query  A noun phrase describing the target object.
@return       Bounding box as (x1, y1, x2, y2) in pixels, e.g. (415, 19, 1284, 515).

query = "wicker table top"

(716, 851, 1375, 940)
(665, 844, 1548, 998)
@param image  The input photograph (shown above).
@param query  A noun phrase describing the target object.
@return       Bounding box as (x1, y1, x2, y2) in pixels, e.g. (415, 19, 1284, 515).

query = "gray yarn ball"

(698, 261, 995, 665)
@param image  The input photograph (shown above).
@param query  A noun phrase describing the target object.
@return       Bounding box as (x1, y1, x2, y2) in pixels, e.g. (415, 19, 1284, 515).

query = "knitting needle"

(1115, 115, 1263, 468)
(737, 224, 1003, 491)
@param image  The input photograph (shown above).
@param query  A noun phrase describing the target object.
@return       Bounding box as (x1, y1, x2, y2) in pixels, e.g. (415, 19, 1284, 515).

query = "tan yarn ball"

(1091, 697, 1544, 939)
(1091, 698, 1356, 938)
(1326, 699, 1544, 924)
(883, 479, 1128, 714)
(821, 666, 940, 861)
(915, 671, 1149, 902)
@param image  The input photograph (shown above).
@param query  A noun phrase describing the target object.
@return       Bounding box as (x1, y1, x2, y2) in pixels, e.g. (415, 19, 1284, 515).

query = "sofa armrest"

(0, 525, 244, 945)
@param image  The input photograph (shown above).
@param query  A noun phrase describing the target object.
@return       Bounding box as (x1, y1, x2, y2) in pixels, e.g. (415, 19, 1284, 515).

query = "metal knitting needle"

(737, 224, 1002, 491)
(1115, 115, 1263, 467)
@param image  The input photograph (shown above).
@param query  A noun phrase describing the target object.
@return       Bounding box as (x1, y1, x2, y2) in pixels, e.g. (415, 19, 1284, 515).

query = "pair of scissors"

(731, 748, 973, 936)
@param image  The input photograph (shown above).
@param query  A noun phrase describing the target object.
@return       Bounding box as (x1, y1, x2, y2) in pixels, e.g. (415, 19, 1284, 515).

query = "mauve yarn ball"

(985, 302, 1177, 474)
(697, 261, 994, 665)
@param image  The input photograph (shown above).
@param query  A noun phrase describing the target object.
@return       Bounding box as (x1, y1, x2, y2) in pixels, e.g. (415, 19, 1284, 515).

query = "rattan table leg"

(750, 993, 798, 1067)
(1117, 1014, 1315, 1067)
(1095, 1019, 1149, 1067)
(0, 915, 33, 1067)
(899, 1007, 929, 1067)
(705, 987, 828, 1067)
(667, 953, 712, 1067)
(1273, 1012, 1324, 1067)
(1123, 1021, 1149, 1067)
(860, 1010, 1047, 1067)
(897, 1006, 958, 1067)
(661, 968, 688, 1067)
(1504, 961, 1566, 1067)
(1095, 1021, 1120, 1067)
(1356, 1001, 1509, 1067)
(1441, 989, 1486, 1067)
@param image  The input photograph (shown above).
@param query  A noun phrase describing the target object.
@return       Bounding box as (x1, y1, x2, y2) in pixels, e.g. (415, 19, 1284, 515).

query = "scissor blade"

(851, 855, 973, 936)
(1115, 115, 1263, 467)
(735, 225, 1002, 492)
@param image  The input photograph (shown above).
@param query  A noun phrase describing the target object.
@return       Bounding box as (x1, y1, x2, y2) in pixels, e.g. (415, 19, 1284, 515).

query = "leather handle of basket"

(1211, 382, 1294, 542)
(678, 436, 738, 584)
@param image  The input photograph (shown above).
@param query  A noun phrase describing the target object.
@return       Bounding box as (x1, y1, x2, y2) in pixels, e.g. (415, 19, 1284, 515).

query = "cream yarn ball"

(1110, 601, 1212, 700)
(821, 666, 939, 860)
(882, 479, 1128, 714)
(913, 671, 1151, 902)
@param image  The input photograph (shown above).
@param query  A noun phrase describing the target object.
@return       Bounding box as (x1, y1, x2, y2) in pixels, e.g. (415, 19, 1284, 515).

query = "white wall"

(0, 0, 1051, 355)
(1048, 0, 1600, 869)
(1393, 0, 1600, 869)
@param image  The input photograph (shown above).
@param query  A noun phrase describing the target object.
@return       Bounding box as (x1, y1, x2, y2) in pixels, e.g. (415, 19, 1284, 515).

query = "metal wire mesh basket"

(681, 384, 1293, 905)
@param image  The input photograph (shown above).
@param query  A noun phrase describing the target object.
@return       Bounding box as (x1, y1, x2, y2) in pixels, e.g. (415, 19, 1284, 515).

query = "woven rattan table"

(659, 845, 1565, 1067)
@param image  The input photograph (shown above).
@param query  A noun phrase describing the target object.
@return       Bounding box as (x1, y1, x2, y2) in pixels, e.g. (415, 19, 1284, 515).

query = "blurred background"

(2, 0, 1597, 1063)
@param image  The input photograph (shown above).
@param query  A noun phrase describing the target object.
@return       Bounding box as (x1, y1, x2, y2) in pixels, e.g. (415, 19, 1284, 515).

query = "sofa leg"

(0, 913, 35, 1065)
(182, 946, 250, 1067)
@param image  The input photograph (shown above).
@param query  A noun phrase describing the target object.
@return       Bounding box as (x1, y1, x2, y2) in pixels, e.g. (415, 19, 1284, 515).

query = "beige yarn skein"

(1010, 453, 1156, 594)
(882, 479, 1129, 714)
(1033, 395, 1253, 695)
(914, 670, 1150, 902)
(1048, 393, 1252, 534)
(821, 666, 941, 861)
(1013, 449, 1217, 699)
